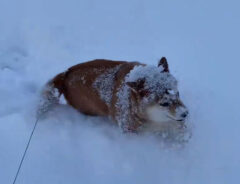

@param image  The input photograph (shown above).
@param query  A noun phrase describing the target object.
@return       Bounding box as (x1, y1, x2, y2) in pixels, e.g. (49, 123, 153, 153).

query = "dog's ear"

(126, 79, 145, 93)
(158, 57, 169, 73)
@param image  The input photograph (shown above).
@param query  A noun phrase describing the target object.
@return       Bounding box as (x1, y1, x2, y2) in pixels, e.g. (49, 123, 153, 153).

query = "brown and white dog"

(39, 57, 188, 133)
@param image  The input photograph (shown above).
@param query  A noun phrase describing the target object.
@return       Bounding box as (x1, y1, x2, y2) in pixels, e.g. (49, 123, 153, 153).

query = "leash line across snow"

(12, 117, 40, 184)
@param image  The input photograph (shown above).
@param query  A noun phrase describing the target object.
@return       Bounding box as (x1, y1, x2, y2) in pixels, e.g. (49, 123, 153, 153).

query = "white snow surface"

(1, 0, 240, 184)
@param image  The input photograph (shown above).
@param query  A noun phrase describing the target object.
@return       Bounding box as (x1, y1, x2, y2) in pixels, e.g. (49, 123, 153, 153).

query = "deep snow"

(1, 0, 240, 183)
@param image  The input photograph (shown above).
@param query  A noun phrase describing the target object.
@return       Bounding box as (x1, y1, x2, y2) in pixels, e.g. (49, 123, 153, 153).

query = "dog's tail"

(37, 72, 66, 118)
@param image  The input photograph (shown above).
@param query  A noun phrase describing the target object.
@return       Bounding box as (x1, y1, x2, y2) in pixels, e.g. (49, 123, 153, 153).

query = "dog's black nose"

(181, 111, 188, 118)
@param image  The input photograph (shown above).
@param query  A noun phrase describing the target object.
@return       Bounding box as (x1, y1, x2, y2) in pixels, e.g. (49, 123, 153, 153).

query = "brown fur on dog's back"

(64, 60, 125, 116)
(49, 59, 140, 118)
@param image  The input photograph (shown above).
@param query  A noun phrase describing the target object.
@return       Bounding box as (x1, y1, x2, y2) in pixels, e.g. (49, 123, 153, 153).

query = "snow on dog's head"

(126, 57, 188, 127)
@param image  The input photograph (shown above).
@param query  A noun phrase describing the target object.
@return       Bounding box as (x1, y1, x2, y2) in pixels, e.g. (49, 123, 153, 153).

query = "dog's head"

(126, 57, 188, 125)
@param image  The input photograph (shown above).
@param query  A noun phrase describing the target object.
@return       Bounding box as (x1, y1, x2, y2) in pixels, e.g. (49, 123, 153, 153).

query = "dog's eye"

(160, 102, 170, 107)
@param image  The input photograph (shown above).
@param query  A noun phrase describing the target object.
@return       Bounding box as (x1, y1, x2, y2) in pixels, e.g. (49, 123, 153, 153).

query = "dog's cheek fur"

(146, 105, 170, 123)
(169, 104, 177, 117)
(169, 101, 187, 119)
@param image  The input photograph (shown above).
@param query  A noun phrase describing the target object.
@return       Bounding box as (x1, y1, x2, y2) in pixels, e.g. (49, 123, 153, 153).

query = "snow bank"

(1, 0, 240, 184)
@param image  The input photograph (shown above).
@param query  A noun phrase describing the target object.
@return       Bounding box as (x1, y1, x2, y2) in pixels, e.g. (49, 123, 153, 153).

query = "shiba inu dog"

(39, 57, 189, 134)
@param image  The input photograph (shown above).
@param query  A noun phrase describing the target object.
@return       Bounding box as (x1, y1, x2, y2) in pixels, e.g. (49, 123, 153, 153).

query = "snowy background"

(1, 0, 240, 183)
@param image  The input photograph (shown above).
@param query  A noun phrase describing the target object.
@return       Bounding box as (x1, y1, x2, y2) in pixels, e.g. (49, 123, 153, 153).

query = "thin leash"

(12, 117, 40, 184)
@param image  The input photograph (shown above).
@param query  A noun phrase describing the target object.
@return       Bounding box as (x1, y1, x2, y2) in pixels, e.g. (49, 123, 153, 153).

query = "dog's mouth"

(166, 115, 187, 129)
(167, 115, 185, 122)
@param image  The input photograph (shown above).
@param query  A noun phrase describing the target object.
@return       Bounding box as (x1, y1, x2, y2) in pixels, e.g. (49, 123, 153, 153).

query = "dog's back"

(64, 59, 126, 116)
(41, 59, 140, 118)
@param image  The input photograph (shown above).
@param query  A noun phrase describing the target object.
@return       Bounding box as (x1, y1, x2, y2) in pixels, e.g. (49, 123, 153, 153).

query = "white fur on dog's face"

(147, 105, 172, 123)
(146, 105, 188, 123)
(147, 105, 170, 123)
